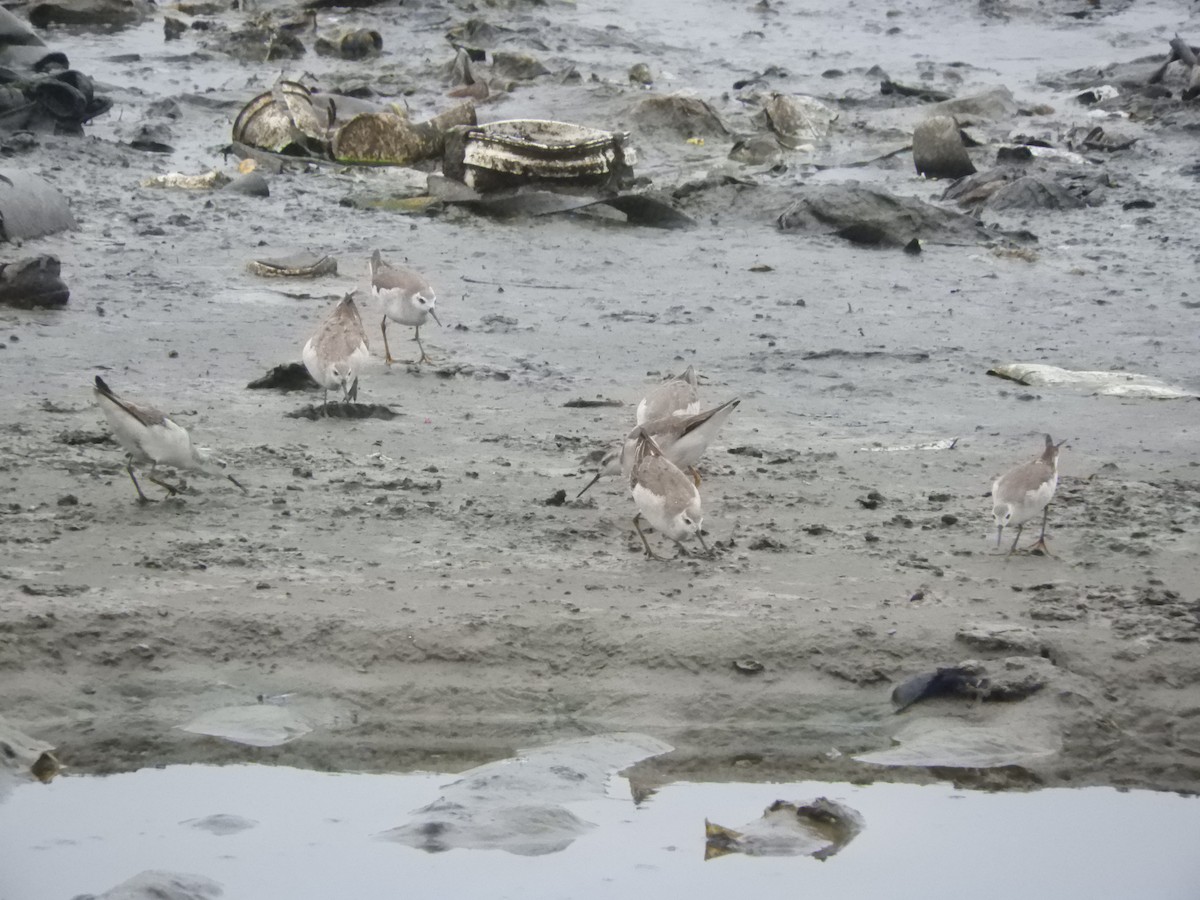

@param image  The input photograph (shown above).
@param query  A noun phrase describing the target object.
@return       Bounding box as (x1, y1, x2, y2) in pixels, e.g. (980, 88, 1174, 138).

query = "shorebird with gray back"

(302, 290, 371, 415)
(636, 364, 700, 425)
(369, 249, 440, 365)
(92, 376, 246, 503)
(578, 397, 739, 499)
(992, 434, 1065, 555)
(629, 428, 710, 560)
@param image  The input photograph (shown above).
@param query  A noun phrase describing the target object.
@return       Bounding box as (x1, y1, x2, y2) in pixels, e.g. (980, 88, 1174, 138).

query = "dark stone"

(246, 362, 317, 391)
(0, 255, 69, 308)
(287, 402, 399, 420)
(27, 0, 151, 29)
(912, 115, 976, 179)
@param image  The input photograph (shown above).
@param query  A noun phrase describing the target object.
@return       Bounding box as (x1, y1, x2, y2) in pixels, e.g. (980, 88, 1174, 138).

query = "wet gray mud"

(2, 0, 1199, 795)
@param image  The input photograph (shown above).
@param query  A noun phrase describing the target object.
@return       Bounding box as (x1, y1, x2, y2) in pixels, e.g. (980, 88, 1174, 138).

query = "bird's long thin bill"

(429, 309, 443, 327)
(575, 471, 601, 499)
(228, 474, 248, 494)
(995, 525, 1003, 547)
(697, 531, 711, 557)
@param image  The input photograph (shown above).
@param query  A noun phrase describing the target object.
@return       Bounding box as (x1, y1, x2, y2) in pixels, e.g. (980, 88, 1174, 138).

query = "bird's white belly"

(379, 290, 427, 327)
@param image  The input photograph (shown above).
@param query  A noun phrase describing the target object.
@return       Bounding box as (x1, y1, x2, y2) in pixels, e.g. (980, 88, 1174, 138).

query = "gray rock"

(492, 51, 550, 81)
(912, 115, 976, 179)
(632, 94, 728, 139)
(987, 175, 1087, 211)
(930, 86, 1017, 122)
(777, 181, 991, 247)
(224, 171, 269, 197)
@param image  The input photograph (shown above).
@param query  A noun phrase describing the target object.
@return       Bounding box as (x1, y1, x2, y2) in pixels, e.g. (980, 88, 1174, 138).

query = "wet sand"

(2, 0, 1199, 792)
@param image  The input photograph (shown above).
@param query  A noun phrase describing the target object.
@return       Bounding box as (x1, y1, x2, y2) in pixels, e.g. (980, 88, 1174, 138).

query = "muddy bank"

(1, 0, 1199, 797)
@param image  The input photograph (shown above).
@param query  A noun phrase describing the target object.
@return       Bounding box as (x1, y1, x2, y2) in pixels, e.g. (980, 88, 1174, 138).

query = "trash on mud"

(0, 254, 69, 308)
(912, 115, 976, 179)
(0, 66, 113, 134)
(854, 716, 1061, 769)
(988, 363, 1197, 399)
(179, 704, 313, 748)
(776, 182, 1001, 248)
(892, 657, 1050, 713)
(0, 715, 61, 800)
(246, 253, 338, 279)
(141, 170, 230, 190)
(288, 402, 399, 420)
(231, 79, 476, 166)
(442, 119, 636, 193)
(77, 869, 223, 900)
(0, 169, 76, 240)
(331, 102, 477, 166)
(378, 733, 672, 856)
(860, 438, 958, 452)
(704, 798, 864, 861)
(732, 658, 764, 674)
(246, 362, 318, 391)
(891, 664, 988, 712)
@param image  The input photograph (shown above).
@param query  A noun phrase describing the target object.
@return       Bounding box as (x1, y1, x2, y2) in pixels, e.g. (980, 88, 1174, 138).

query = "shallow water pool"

(1, 763, 1197, 899)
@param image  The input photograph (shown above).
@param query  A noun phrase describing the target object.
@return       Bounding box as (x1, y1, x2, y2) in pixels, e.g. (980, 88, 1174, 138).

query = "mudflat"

(1, 0, 1198, 792)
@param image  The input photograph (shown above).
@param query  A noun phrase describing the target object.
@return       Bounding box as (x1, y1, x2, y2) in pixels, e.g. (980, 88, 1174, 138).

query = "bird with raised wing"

(629, 428, 710, 560)
(578, 397, 739, 499)
(636, 364, 700, 425)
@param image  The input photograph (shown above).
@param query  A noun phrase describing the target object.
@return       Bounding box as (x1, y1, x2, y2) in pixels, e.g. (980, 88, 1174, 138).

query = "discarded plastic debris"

(246, 252, 338, 278)
(988, 363, 1197, 399)
(179, 704, 312, 747)
(141, 170, 230, 190)
(705, 798, 864, 861)
(442, 119, 636, 193)
(231, 79, 476, 165)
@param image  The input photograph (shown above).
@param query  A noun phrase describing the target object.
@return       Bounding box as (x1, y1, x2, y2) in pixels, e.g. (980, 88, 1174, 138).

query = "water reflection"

(1, 761, 1198, 899)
